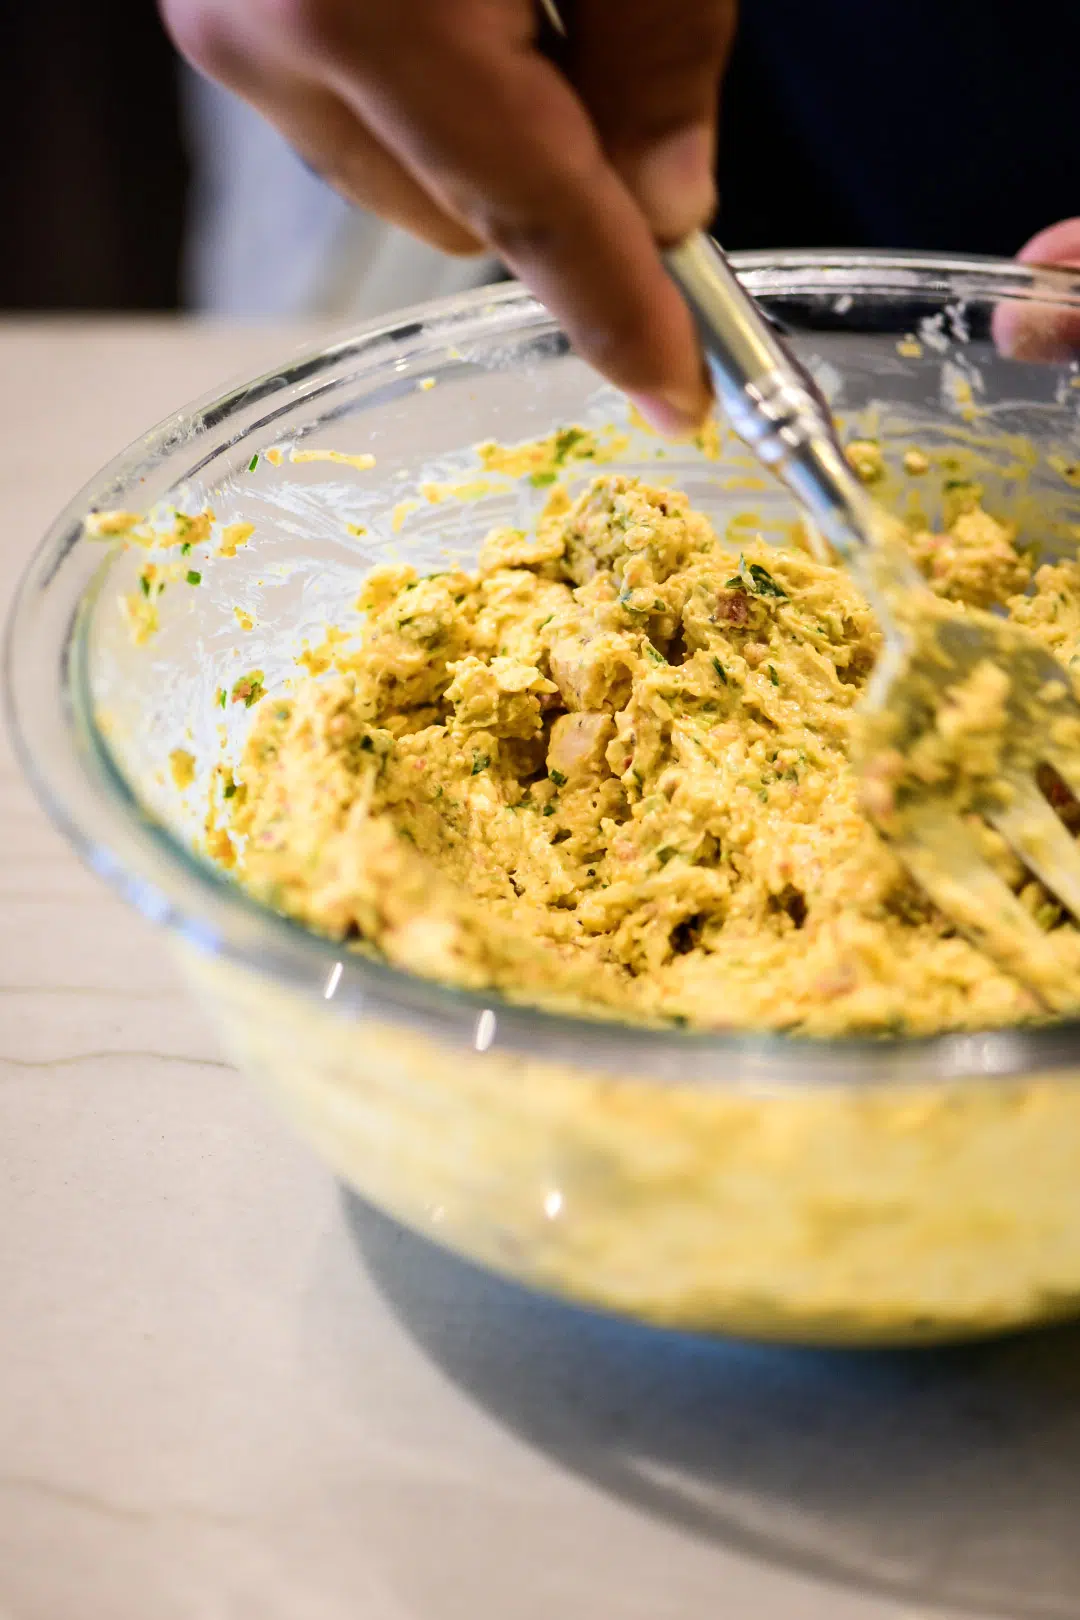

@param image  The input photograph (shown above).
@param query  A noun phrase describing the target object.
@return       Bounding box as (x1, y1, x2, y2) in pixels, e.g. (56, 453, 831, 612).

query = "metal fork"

(667, 231, 1080, 1010)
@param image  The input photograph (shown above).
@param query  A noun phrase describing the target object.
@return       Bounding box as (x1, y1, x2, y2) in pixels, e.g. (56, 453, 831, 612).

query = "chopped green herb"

(712, 656, 728, 685)
(553, 426, 586, 461)
(726, 555, 786, 599)
(231, 672, 265, 709)
(433, 785, 443, 799)
(643, 641, 667, 665)
(539, 614, 554, 629)
(471, 752, 491, 775)
(216, 688, 226, 709)
(542, 801, 556, 817)
(139, 574, 151, 598)
(180, 541, 192, 556)
(768, 664, 780, 686)
(223, 779, 237, 799)
(749, 563, 786, 598)
(529, 469, 558, 488)
(549, 768, 567, 787)
(248, 453, 259, 472)
(186, 570, 202, 586)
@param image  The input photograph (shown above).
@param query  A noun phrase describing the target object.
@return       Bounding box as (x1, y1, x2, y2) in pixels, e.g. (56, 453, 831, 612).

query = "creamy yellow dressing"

(220, 473, 1080, 1037)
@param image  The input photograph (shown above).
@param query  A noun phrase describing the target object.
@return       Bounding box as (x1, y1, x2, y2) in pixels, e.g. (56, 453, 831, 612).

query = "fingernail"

(632, 123, 716, 243)
(627, 387, 710, 439)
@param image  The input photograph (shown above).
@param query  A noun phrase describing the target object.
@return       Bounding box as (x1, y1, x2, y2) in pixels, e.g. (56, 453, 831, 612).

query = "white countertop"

(3, 319, 1079, 1620)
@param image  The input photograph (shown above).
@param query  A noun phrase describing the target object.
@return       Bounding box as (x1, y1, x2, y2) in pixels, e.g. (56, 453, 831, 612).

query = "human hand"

(161, 0, 736, 433)
(993, 218, 1080, 361)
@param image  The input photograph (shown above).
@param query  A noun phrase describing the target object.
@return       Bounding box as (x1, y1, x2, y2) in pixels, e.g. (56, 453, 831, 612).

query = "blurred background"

(4, 0, 498, 324)
(7, 1, 1075, 323)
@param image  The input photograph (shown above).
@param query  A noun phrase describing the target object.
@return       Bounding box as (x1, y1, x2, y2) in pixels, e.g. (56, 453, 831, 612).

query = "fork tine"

(890, 805, 1080, 1012)
(987, 782, 1080, 922)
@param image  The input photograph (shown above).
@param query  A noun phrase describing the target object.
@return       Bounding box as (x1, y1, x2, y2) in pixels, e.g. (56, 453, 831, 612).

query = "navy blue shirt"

(716, 0, 1079, 255)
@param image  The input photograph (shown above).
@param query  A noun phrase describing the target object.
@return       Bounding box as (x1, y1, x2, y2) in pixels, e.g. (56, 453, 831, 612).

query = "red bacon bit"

(713, 590, 751, 626)
(1045, 775, 1072, 809)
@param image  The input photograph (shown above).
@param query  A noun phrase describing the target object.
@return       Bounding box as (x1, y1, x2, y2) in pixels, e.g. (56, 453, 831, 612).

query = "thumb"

(1017, 217, 1080, 269)
(567, 0, 737, 244)
(993, 218, 1080, 361)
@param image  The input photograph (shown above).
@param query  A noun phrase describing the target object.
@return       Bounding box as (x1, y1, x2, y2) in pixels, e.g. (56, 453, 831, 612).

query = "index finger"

(303, 1, 712, 432)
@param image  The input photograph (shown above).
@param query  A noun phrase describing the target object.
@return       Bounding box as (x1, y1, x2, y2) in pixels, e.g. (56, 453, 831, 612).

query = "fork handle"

(665, 232, 875, 564)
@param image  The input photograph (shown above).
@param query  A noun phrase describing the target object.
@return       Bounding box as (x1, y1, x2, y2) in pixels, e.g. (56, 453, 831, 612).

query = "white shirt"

(180, 68, 501, 320)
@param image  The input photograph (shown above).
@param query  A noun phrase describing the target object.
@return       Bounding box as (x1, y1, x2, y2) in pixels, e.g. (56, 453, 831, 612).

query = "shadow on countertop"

(343, 1188, 1080, 1620)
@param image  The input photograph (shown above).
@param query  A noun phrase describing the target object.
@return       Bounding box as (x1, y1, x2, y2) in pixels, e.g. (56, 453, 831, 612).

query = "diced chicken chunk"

(546, 712, 615, 783)
(548, 626, 633, 711)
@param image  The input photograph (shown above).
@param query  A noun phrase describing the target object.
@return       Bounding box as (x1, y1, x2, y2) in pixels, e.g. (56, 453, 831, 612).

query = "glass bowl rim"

(9, 248, 1080, 1091)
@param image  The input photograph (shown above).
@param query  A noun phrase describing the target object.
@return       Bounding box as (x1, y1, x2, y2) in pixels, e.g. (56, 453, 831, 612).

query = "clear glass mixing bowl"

(10, 253, 1080, 1346)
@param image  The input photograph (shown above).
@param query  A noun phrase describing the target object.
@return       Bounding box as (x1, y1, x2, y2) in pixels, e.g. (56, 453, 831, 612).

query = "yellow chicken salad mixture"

(215, 470, 1080, 1037)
